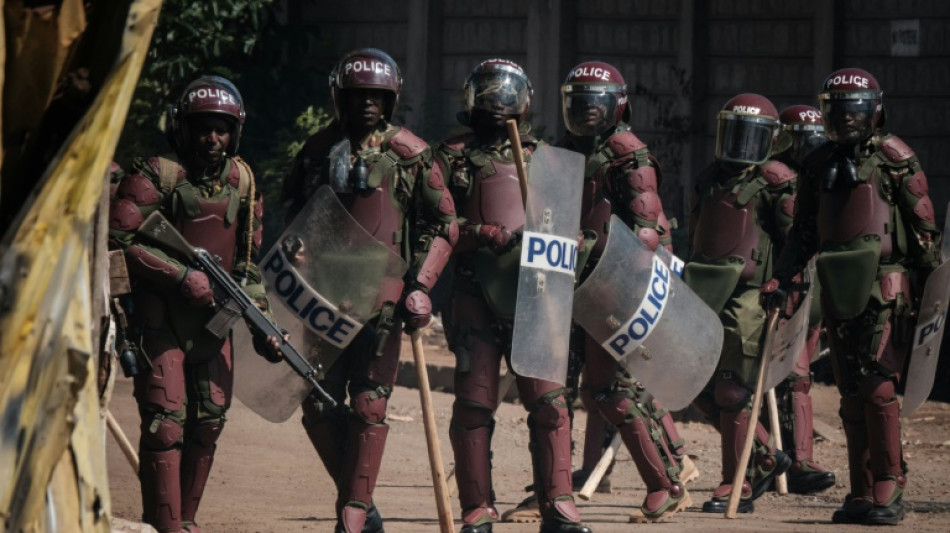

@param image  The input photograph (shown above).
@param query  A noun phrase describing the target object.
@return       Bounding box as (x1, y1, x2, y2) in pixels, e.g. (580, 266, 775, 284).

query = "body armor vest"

(463, 158, 526, 230)
(338, 175, 403, 255)
(580, 156, 614, 256)
(817, 165, 892, 257)
(692, 170, 768, 282)
(179, 196, 239, 271)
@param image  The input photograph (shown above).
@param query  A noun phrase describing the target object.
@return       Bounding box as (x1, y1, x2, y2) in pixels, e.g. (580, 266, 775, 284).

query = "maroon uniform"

(557, 61, 690, 523)
(109, 76, 265, 533)
(282, 48, 458, 533)
(771, 68, 941, 525)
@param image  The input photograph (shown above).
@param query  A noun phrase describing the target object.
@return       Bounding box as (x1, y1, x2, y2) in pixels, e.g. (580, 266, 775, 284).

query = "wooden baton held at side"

(725, 307, 781, 518)
(506, 119, 529, 207)
(411, 331, 455, 533)
(106, 409, 139, 473)
(578, 432, 622, 501)
(766, 388, 789, 495)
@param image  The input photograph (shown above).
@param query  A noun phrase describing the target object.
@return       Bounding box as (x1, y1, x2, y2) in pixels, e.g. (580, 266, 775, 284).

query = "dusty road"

(106, 339, 950, 532)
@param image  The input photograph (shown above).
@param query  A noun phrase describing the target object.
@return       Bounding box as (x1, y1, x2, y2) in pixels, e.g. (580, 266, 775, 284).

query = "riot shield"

(510, 146, 585, 384)
(764, 262, 816, 391)
(903, 204, 950, 416)
(573, 216, 722, 410)
(234, 186, 408, 422)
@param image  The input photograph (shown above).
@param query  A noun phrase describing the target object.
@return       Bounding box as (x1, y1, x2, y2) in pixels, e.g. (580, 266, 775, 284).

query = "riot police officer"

(769, 105, 836, 495)
(683, 93, 795, 514)
(556, 61, 692, 523)
(109, 75, 268, 533)
(282, 48, 458, 533)
(768, 68, 941, 525)
(436, 59, 592, 533)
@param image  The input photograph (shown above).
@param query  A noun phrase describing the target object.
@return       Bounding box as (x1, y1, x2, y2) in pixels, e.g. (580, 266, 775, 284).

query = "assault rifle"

(137, 211, 336, 408)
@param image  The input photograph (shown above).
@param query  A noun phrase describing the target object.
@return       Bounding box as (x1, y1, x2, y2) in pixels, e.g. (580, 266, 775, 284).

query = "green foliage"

(130, 0, 272, 128)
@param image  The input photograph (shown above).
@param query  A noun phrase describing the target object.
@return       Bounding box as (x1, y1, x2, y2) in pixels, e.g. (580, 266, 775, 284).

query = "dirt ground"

(106, 336, 950, 533)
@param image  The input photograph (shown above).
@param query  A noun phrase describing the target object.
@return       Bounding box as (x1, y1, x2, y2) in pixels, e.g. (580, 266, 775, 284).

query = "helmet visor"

(467, 71, 530, 116)
(819, 97, 878, 144)
(789, 129, 828, 165)
(715, 114, 777, 165)
(561, 89, 619, 136)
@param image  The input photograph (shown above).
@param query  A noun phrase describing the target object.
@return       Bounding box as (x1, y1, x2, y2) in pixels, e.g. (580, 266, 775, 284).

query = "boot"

(500, 493, 540, 523)
(702, 408, 758, 513)
(539, 497, 593, 533)
(618, 417, 689, 521)
(139, 448, 183, 532)
(782, 374, 835, 494)
(831, 494, 874, 524)
(865, 397, 907, 526)
(451, 422, 498, 529)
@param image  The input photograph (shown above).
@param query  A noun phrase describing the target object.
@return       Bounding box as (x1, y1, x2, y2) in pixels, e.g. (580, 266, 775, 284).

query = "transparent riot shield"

(573, 216, 722, 410)
(764, 262, 815, 391)
(510, 146, 585, 384)
(234, 186, 408, 422)
(903, 203, 950, 416)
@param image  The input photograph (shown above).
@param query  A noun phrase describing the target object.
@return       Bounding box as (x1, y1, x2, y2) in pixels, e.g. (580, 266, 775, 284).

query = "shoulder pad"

(607, 130, 647, 157)
(879, 134, 915, 163)
(388, 128, 428, 160)
(146, 154, 187, 193)
(440, 133, 474, 154)
(760, 160, 796, 186)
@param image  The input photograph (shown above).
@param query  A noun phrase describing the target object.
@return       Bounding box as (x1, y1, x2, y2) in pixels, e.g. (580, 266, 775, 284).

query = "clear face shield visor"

(560, 86, 621, 136)
(819, 95, 879, 144)
(785, 124, 828, 164)
(715, 113, 779, 165)
(466, 71, 530, 116)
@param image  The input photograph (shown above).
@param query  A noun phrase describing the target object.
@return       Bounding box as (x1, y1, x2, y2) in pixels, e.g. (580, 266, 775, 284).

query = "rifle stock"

(137, 211, 337, 408)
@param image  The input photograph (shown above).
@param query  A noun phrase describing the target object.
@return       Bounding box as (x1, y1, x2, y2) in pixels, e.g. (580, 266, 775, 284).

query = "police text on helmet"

(825, 74, 869, 89)
(572, 66, 611, 81)
(344, 60, 392, 77)
(188, 87, 237, 105)
(732, 105, 761, 114)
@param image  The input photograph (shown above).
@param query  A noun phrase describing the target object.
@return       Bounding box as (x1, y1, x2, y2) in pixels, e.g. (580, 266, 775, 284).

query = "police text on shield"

(602, 255, 671, 358)
(262, 249, 362, 348)
(520, 231, 578, 276)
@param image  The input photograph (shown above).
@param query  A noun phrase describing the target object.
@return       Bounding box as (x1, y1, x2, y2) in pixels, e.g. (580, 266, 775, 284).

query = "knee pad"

(529, 396, 569, 430)
(351, 386, 390, 424)
(140, 410, 184, 450)
(859, 375, 897, 406)
(452, 400, 494, 430)
(192, 418, 225, 448)
(714, 376, 751, 412)
(592, 386, 637, 427)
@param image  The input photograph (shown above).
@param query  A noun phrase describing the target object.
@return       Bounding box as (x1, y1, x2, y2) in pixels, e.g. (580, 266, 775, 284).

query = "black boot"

(539, 519, 593, 533)
(864, 497, 906, 526)
(334, 503, 384, 533)
(750, 448, 792, 500)
(786, 461, 836, 494)
(460, 523, 492, 533)
(831, 495, 873, 524)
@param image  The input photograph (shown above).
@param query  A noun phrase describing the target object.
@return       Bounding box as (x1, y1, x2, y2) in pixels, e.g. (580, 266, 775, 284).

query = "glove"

(180, 269, 214, 307)
(401, 289, 432, 332)
(759, 278, 788, 314)
(476, 224, 518, 255)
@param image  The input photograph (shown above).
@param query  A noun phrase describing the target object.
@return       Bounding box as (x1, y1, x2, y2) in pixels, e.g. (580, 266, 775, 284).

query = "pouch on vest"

(683, 258, 744, 315)
(816, 235, 882, 319)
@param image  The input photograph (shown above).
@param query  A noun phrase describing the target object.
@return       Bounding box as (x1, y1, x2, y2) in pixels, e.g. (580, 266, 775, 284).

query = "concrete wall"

(278, 0, 950, 225)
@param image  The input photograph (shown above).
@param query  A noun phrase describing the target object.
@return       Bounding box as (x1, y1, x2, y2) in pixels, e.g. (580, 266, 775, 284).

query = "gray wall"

(279, 0, 950, 226)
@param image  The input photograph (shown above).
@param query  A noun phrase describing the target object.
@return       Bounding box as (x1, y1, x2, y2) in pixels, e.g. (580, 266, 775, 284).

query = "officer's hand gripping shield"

(764, 262, 816, 391)
(509, 146, 585, 385)
(903, 204, 950, 416)
(234, 186, 408, 422)
(573, 216, 722, 410)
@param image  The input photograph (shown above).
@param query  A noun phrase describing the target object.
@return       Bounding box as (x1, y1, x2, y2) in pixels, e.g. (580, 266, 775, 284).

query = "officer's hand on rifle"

(252, 331, 288, 363)
(180, 269, 214, 307)
(401, 287, 432, 333)
(759, 278, 788, 314)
